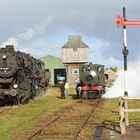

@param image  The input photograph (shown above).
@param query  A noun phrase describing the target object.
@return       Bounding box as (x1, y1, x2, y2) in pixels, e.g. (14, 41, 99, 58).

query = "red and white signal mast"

(114, 7, 140, 97)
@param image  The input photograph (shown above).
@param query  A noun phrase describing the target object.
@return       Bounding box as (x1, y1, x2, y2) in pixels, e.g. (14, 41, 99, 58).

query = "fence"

(119, 96, 140, 134)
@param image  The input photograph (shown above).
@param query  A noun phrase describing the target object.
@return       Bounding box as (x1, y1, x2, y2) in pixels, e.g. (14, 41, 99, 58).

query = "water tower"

(62, 35, 89, 86)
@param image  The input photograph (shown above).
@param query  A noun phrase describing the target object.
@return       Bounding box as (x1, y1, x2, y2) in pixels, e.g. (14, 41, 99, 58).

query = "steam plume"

(104, 62, 140, 98)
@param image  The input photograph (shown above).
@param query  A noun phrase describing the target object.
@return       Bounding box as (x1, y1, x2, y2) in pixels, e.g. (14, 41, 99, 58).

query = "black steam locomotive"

(0, 45, 49, 104)
(78, 63, 105, 99)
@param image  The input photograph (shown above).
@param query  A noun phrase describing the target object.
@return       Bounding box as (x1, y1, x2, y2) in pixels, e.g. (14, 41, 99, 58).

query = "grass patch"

(94, 98, 140, 126)
(91, 98, 119, 125)
(0, 87, 76, 140)
(0, 88, 139, 140)
(90, 98, 140, 127)
(127, 99, 140, 124)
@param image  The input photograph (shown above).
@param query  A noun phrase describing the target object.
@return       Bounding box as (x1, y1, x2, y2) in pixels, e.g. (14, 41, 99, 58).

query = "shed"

(40, 55, 66, 86)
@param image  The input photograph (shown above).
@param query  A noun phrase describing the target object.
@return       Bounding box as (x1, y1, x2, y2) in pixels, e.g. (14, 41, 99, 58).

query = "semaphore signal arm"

(114, 14, 140, 27)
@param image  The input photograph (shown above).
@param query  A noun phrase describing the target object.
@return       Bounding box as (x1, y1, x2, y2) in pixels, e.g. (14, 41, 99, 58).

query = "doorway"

(54, 69, 66, 85)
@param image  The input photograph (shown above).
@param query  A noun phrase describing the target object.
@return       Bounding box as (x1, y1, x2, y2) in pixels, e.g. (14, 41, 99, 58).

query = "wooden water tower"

(62, 35, 89, 87)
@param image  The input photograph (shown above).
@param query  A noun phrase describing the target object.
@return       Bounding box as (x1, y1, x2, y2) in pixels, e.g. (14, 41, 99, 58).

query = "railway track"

(26, 100, 102, 140)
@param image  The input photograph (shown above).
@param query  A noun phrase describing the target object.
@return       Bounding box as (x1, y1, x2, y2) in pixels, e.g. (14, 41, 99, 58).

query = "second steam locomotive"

(77, 63, 106, 99)
(0, 45, 49, 104)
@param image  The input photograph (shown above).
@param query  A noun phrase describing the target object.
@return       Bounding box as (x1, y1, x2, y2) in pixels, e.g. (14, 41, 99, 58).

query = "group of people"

(59, 80, 69, 99)
(59, 79, 81, 99)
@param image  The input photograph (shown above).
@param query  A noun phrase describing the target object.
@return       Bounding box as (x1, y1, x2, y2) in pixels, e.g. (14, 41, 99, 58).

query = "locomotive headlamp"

(2, 55, 7, 59)
(87, 66, 91, 71)
(13, 84, 18, 89)
(90, 71, 97, 77)
(82, 67, 86, 72)
(97, 66, 102, 72)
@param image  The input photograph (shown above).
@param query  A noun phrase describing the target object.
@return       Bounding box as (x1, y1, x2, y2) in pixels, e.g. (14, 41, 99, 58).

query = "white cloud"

(20, 48, 32, 54)
(17, 16, 55, 40)
(0, 16, 55, 53)
(0, 0, 140, 64)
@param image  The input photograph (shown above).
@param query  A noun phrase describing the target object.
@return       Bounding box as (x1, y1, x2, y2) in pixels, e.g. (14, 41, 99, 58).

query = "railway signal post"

(114, 7, 140, 134)
(122, 7, 129, 97)
(121, 7, 129, 128)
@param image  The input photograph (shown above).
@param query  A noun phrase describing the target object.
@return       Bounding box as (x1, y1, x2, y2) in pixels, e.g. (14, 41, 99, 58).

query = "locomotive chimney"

(0, 48, 5, 51)
(5, 45, 14, 51)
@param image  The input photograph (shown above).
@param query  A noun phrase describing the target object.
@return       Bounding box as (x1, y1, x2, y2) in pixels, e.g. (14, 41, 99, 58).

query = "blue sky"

(0, 0, 140, 67)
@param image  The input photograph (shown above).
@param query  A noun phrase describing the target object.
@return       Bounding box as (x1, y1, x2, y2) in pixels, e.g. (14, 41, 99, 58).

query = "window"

(72, 69, 79, 75)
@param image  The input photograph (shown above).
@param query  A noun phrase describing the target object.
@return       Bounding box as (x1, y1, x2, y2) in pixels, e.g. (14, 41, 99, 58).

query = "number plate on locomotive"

(0, 67, 11, 71)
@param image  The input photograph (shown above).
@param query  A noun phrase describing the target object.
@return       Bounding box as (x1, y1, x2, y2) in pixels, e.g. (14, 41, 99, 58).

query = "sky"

(0, 0, 140, 68)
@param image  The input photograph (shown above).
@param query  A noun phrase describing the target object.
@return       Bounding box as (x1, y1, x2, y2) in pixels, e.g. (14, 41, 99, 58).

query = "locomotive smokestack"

(5, 45, 14, 51)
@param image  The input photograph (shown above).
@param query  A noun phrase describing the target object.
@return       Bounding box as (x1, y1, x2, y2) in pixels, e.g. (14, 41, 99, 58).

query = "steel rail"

(71, 100, 101, 140)
(26, 100, 101, 140)
(27, 105, 72, 140)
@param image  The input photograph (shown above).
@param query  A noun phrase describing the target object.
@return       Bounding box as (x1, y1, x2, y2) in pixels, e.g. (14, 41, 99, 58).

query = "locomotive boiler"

(78, 63, 105, 99)
(0, 45, 49, 104)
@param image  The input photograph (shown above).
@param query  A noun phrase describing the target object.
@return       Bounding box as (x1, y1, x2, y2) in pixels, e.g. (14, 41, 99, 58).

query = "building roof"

(40, 55, 65, 69)
(62, 35, 89, 49)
